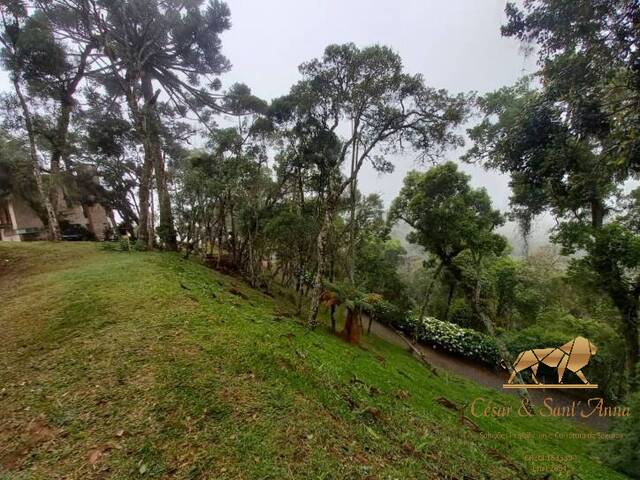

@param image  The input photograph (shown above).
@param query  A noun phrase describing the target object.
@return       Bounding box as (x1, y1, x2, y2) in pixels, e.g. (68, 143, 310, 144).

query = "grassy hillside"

(0, 242, 629, 479)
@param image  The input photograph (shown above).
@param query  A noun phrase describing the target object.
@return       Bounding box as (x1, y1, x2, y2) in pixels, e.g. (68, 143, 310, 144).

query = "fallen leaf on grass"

(88, 450, 102, 465)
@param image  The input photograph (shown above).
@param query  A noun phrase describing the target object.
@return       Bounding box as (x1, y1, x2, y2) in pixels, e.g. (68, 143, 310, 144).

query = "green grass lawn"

(0, 242, 630, 479)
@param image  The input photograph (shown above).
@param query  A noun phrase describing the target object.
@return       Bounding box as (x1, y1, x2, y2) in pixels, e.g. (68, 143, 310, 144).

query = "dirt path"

(365, 317, 610, 430)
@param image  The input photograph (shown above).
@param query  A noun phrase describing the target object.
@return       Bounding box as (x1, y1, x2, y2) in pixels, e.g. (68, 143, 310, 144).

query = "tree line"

(1, 1, 639, 401)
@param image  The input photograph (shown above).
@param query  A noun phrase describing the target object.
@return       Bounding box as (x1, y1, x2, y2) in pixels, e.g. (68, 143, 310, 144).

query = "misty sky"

(218, 0, 531, 209)
(0, 0, 550, 251)
(216, 0, 545, 250)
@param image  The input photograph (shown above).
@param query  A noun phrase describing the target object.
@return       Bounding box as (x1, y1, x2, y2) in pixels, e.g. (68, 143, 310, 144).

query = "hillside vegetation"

(0, 243, 629, 480)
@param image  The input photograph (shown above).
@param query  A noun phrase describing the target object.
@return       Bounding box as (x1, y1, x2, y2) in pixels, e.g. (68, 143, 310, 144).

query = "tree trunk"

(330, 304, 337, 332)
(591, 198, 605, 229)
(153, 146, 177, 250)
(149, 181, 156, 246)
(625, 305, 640, 387)
(142, 75, 177, 251)
(472, 275, 533, 412)
(342, 309, 361, 345)
(307, 206, 334, 328)
(119, 78, 152, 249)
(230, 204, 238, 265)
(13, 79, 61, 241)
(417, 262, 444, 322)
(347, 126, 359, 283)
(137, 151, 153, 248)
(107, 210, 118, 238)
(444, 281, 456, 320)
(49, 43, 92, 216)
(216, 202, 225, 268)
(49, 99, 72, 216)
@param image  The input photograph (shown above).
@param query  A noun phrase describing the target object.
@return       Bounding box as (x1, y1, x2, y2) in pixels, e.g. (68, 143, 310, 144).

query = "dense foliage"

(400, 315, 501, 367)
(501, 310, 627, 400)
(599, 390, 640, 478)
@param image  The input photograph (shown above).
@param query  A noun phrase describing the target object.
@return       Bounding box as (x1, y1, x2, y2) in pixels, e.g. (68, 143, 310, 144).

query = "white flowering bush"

(400, 315, 501, 366)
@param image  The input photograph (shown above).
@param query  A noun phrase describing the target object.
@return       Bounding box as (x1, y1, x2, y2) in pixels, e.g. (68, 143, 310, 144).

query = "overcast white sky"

(215, 0, 548, 250)
(0, 0, 550, 251)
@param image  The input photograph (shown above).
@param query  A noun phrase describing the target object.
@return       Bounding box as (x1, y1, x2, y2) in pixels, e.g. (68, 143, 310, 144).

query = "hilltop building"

(0, 193, 112, 242)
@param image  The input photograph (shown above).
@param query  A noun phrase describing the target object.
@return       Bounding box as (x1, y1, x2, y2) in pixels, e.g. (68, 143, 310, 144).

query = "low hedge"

(366, 298, 407, 328)
(376, 309, 624, 400)
(398, 315, 502, 367)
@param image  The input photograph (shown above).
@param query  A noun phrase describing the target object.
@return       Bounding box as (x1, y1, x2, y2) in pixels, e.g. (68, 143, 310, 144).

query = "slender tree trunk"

(417, 262, 444, 322)
(216, 202, 225, 268)
(141, 76, 177, 251)
(120, 82, 152, 248)
(49, 100, 71, 215)
(107, 210, 118, 237)
(347, 126, 359, 283)
(444, 280, 456, 320)
(625, 305, 639, 387)
(13, 79, 61, 241)
(471, 273, 533, 412)
(591, 198, 605, 229)
(153, 146, 177, 250)
(230, 205, 238, 265)
(329, 248, 337, 331)
(330, 304, 337, 332)
(137, 151, 153, 248)
(248, 232, 259, 286)
(296, 283, 305, 315)
(308, 205, 334, 328)
(49, 43, 92, 215)
(149, 182, 155, 247)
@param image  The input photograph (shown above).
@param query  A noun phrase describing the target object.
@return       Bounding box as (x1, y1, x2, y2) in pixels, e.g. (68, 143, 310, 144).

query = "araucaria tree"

(0, 1, 68, 240)
(77, 0, 232, 249)
(271, 43, 469, 327)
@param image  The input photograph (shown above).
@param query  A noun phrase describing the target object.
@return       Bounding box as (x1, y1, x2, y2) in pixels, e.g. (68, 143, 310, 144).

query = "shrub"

(599, 391, 640, 478)
(119, 236, 132, 251)
(367, 298, 406, 327)
(101, 236, 132, 252)
(100, 241, 118, 252)
(447, 298, 476, 328)
(133, 239, 148, 251)
(501, 309, 627, 401)
(400, 315, 502, 367)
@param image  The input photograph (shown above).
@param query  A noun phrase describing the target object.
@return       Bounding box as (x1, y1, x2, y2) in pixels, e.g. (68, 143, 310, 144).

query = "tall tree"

(271, 43, 469, 327)
(389, 162, 506, 322)
(26, 2, 97, 215)
(465, 81, 640, 379)
(463, 1, 640, 383)
(502, 0, 640, 171)
(63, 0, 232, 249)
(0, 1, 60, 239)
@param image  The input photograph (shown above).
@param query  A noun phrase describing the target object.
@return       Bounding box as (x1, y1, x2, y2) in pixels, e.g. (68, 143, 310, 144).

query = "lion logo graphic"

(504, 336, 598, 389)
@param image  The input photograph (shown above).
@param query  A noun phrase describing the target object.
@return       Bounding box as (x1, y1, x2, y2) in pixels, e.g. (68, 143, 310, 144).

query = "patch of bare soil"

(0, 417, 60, 472)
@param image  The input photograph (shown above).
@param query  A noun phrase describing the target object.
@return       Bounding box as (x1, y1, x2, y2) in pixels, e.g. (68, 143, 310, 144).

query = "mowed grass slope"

(0, 242, 628, 480)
